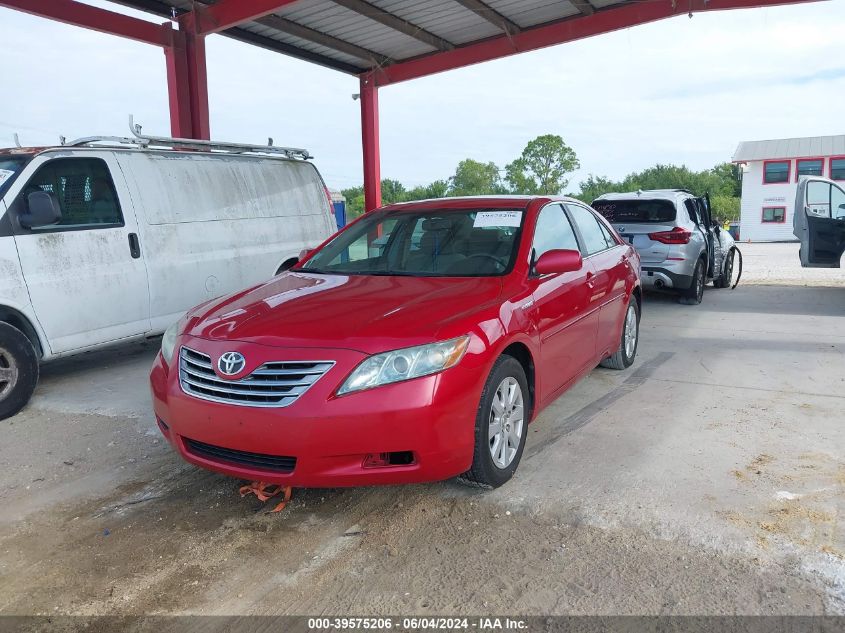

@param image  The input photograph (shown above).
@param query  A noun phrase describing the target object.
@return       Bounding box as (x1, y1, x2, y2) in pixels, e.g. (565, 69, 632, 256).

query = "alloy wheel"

(488, 377, 524, 469)
(623, 304, 638, 359)
(0, 347, 19, 400)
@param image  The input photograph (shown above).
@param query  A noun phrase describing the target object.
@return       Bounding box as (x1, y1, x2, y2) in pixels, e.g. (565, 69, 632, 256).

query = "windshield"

(592, 199, 677, 224)
(0, 156, 29, 198)
(301, 208, 525, 277)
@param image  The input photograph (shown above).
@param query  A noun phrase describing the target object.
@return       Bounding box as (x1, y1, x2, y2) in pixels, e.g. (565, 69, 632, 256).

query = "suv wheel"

(459, 356, 529, 489)
(714, 248, 735, 288)
(0, 322, 39, 421)
(679, 259, 705, 305)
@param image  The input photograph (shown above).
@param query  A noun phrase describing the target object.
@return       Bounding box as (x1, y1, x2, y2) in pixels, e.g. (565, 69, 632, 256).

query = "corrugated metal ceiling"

(113, 0, 631, 74)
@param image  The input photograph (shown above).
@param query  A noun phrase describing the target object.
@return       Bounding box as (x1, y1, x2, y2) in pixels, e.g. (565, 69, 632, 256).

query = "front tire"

(600, 297, 640, 370)
(459, 356, 529, 489)
(0, 322, 39, 421)
(679, 258, 705, 305)
(714, 248, 735, 288)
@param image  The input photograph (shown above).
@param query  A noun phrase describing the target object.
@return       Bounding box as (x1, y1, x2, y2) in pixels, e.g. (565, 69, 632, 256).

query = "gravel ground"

(0, 251, 843, 619)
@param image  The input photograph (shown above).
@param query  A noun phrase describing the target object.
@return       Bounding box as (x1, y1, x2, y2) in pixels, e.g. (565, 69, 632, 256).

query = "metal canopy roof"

(114, 0, 613, 76)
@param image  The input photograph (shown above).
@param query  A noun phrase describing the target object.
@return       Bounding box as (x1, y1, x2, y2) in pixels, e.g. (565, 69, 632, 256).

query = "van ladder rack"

(62, 115, 313, 160)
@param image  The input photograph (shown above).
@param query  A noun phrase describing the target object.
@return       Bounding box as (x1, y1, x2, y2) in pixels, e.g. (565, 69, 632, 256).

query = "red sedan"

(150, 196, 641, 489)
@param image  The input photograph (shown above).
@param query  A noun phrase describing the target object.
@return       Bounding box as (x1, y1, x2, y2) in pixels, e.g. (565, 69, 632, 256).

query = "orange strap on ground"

(239, 481, 293, 512)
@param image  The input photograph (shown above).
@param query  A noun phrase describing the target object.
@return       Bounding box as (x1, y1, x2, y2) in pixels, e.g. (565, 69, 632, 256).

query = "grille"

(178, 347, 333, 407)
(184, 437, 296, 473)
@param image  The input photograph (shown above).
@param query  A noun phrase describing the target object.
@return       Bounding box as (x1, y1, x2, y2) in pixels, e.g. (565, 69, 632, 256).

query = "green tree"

(449, 159, 505, 196)
(506, 134, 580, 195)
(406, 179, 449, 201)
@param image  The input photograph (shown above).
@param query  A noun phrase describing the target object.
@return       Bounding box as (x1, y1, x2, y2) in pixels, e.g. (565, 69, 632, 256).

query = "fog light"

(363, 451, 415, 468)
(363, 452, 391, 468)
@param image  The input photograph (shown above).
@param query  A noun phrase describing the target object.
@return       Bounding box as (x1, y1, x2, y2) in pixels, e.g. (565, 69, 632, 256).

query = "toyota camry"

(150, 196, 641, 489)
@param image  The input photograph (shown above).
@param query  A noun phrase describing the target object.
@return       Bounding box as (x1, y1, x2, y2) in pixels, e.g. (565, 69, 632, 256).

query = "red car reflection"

(150, 196, 641, 489)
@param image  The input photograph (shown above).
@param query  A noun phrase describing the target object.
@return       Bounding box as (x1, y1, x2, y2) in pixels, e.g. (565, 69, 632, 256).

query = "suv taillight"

(648, 227, 692, 244)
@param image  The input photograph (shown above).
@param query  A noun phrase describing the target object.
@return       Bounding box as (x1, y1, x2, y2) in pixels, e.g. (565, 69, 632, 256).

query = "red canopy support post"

(163, 14, 210, 140)
(360, 72, 381, 212)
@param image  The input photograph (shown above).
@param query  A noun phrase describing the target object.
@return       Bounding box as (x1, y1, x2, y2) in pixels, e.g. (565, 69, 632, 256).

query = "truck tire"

(679, 258, 705, 305)
(459, 356, 529, 489)
(0, 322, 39, 421)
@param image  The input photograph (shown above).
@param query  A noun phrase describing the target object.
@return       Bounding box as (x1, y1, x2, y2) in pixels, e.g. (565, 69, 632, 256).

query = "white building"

(733, 135, 845, 242)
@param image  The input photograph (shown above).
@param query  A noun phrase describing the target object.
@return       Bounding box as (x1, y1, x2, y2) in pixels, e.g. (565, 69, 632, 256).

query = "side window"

(763, 160, 790, 184)
(531, 204, 579, 261)
(596, 219, 618, 248)
(16, 158, 123, 231)
(567, 204, 612, 255)
(806, 181, 832, 218)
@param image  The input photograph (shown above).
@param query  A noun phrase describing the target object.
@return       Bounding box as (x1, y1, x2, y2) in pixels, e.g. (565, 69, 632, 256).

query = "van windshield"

(592, 199, 677, 224)
(301, 208, 524, 277)
(0, 156, 28, 197)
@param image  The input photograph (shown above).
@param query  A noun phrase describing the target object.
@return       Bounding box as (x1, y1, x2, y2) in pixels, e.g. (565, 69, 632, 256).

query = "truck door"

(794, 176, 845, 268)
(698, 195, 716, 277)
(9, 153, 151, 354)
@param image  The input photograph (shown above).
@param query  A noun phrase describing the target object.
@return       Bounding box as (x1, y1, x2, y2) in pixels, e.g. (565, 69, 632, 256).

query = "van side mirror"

(534, 249, 583, 275)
(20, 191, 62, 229)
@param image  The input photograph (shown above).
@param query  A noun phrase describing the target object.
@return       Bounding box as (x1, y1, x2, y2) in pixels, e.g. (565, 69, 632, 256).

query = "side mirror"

(298, 248, 312, 260)
(534, 249, 583, 275)
(20, 191, 61, 229)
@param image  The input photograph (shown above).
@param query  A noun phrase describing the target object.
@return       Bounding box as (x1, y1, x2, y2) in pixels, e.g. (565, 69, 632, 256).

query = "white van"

(0, 130, 337, 419)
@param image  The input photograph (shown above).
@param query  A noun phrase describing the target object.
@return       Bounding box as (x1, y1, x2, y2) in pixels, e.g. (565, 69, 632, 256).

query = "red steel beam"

(373, 0, 823, 86)
(360, 73, 382, 212)
(163, 13, 211, 139)
(0, 0, 171, 46)
(193, 0, 303, 35)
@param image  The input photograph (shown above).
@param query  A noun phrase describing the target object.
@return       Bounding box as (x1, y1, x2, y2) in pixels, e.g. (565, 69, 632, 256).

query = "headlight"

(337, 335, 470, 395)
(160, 317, 185, 366)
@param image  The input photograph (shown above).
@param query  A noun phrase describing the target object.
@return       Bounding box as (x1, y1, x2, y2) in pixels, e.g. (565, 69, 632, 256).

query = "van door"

(9, 153, 151, 354)
(794, 176, 845, 268)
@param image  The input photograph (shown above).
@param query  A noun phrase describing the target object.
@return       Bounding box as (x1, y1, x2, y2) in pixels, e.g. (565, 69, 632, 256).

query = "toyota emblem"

(218, 351, 246, 376)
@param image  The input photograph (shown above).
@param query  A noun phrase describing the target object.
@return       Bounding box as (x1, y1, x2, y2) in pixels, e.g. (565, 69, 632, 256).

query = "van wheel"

(679, 259, 705, 305)
(458, 356, 529, 489)
(714, 249, 735, 288)
(600, 298, 640, 370)
(0, 322, 39, 421)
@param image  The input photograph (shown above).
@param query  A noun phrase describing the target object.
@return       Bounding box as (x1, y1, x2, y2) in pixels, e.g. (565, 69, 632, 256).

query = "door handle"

(585, 271, 595, 288)
(128, 233, 141, 259)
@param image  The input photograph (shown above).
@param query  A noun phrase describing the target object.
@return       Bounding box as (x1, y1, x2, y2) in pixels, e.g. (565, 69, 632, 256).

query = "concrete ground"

(0, 243, 843, 618)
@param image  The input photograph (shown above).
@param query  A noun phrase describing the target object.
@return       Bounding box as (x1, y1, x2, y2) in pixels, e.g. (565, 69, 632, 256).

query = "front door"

(9, 153, 151, 354)
(528, 203, 598, 397)
(794, 176, 845, 268)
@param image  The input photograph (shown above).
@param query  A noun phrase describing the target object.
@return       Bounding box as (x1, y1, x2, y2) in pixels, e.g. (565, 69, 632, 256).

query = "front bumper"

(150, 336, 483, 487)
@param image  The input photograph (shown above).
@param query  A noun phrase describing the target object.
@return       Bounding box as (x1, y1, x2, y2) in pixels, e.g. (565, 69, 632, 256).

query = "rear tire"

(459, 356, 529, 489)
(714, 248, 735, 288)
(0, 322, 39, 421)
(679, 258, 705, 305)
(600, 297, 640, 370)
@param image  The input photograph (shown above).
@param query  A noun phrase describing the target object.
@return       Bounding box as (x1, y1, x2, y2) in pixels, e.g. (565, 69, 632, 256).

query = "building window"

(831, 157, 845, 181)
(796, 158, 823, 178)
(761, 207, 786, 223)
(763, 160, 790, 184)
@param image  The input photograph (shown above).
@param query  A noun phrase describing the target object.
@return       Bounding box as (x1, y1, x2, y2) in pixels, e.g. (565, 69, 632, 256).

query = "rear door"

(9, 152, 151, 354)
(592, 198, 676, 264)
(794, 176, 845, 268)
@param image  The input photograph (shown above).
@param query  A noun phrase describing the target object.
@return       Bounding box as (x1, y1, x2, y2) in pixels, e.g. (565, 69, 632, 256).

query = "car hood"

(185, 272, 503, 354)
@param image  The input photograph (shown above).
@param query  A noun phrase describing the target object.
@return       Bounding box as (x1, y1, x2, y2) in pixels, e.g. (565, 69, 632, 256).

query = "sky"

(1, 1, 843, 193)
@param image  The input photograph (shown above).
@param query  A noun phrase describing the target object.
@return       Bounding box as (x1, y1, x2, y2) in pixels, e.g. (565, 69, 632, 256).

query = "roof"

(111, 0, 633, 76)
(594, 190, 692, 202)
(732, 135, 845, 162)
(380, 195, 565, 210)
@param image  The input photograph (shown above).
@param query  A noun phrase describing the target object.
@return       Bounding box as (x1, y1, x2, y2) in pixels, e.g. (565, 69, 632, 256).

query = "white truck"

(0, 125, 337, 419)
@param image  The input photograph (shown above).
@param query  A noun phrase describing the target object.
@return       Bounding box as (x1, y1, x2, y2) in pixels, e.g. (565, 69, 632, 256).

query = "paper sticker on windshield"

(0, 170, 14, 186)
(473, 211, 522, 228)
